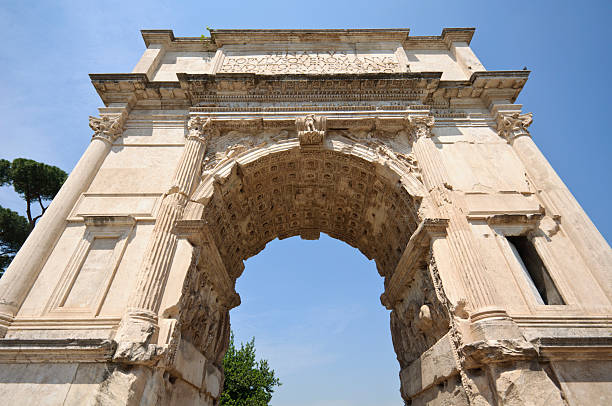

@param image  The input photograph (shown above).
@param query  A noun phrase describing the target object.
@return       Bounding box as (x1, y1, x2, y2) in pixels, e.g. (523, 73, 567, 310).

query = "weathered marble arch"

(0, 28, 610, 405)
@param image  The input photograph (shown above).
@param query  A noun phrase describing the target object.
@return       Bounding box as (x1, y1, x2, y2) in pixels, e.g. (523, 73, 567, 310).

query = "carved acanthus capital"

(89, 114, 125, 143)
(296, 114, 327, 146)
(404, 114, 435, 143)
(187, 116, 219, 141)
(496, 112, 533, 142)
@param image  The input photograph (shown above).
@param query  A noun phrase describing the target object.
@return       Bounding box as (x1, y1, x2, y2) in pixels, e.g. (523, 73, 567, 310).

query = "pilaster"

(114, 116, 215, 348)
(406, 113, 520, 340)
(0, 107, 129, 337)
(493, 103, 612, 302)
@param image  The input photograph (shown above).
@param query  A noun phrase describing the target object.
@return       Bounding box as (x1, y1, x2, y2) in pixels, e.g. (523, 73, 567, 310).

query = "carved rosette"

(296, 114, 327, 147)
(89, 114, 125, 143)
(404, 114, 435, 143)
(496, 112, 533, 142)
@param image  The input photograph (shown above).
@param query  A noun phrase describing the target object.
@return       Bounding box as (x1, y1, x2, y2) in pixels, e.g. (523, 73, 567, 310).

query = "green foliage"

(0, 206, 30, 275)
(0, 159, 10, 185)
(201, 27, 213, 40)
(0, 158, 67, 274)
(220, 332, 281, 406)
(0, 158, 67, 226)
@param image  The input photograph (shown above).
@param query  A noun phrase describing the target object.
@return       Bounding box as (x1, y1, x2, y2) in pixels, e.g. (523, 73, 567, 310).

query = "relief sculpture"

(296, 114, 326, 146)
(176, 257, 230, 365)
(390, 263, 450, 368)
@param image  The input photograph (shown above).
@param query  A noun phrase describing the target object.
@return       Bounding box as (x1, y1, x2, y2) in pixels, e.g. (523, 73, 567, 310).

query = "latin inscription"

(219, 50, 401, 74)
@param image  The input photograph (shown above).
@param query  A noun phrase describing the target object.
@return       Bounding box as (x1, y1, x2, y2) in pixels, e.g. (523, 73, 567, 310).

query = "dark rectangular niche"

(507, 236, 565, 305)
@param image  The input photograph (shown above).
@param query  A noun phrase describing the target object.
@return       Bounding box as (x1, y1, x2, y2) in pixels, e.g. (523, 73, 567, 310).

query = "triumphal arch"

(0, 28, 611, 405)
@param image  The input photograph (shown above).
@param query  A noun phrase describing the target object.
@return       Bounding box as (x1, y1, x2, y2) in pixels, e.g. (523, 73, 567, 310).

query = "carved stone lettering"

(219, 50, 401, 74)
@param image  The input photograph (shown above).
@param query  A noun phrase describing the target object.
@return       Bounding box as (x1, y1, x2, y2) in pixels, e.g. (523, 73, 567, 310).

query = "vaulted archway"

(188, 144, 424, 278)
(157, 131, 454, 405)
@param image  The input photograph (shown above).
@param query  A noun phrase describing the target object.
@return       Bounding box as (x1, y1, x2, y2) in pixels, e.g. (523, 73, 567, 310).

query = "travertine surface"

(0, 28, 610, 405)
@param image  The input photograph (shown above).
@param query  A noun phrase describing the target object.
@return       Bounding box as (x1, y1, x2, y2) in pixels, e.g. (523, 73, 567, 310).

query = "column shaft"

(0, 137, 115, 333)
(123, 128, 208, 330)
(412, 136, 499, 314)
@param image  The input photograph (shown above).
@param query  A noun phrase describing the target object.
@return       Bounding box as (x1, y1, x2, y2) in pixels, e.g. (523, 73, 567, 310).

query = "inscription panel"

(219, 50, 402, 74)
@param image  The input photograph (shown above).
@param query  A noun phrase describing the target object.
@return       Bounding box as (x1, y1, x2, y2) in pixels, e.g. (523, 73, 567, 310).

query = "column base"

(0, 311, 14, 338)
(399, 331, 573, 406)
(468, 307, 524, 341)
(113, 308, 161, 363)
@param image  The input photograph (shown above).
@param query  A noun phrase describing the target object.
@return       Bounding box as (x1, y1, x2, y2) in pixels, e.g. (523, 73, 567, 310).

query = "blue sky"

(1, 1, 610, 404)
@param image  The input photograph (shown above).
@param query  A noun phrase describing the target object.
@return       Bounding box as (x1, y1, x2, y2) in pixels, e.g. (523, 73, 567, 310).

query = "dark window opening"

(506, 236, 565, 305)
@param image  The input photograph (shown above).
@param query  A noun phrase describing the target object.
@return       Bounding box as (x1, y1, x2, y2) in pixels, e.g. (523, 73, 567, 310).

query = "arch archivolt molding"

(158, 112, 453, 371)
(183, 113, 434, 276)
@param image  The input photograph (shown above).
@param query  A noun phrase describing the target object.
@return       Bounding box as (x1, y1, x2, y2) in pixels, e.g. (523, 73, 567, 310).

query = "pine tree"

(0, 158, 67, 274)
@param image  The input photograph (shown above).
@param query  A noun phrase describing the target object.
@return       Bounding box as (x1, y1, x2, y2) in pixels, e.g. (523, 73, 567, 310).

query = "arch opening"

(231, 233, 403, 404)
(168, 144, 450, 404)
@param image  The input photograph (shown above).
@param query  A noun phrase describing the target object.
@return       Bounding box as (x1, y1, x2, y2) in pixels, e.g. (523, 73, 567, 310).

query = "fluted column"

(407, 114, 507, 321)
(115, 116, 214, 344)
(0, 111, 127, 336)
(496, 106, 612, 301)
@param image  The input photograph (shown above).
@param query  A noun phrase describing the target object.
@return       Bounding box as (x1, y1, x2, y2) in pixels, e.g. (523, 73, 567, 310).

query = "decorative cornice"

(210, 28, 411, 46)
(140, 28, 476, 50)
(0, 338, 116, 363)
(89, 113, 126, 144)
(141, 30, 217, 52)
(434, 70, 529, 104)
(441, 27, 475, 45)
(404, 28, 475, 50)
(179, 72, 440, 105)
(496, 111, 533, 142)
(90, 71, 528, 108)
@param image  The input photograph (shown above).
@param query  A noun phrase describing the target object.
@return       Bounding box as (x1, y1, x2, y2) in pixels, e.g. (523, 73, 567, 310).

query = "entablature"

(90, 70, 528, 108)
